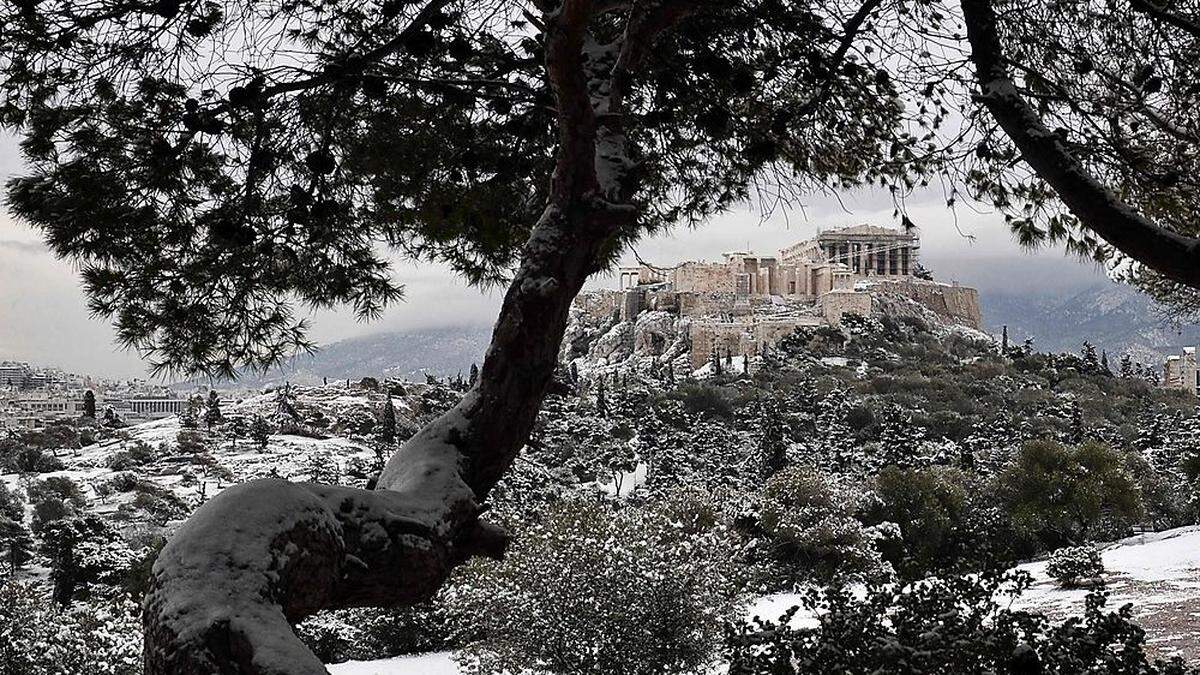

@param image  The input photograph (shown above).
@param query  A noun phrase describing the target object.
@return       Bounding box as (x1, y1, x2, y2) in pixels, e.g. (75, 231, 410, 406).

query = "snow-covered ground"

(328, 653, 460, 675)
(325, 527, 1200, 672)
(1014, 526, 1200, 659)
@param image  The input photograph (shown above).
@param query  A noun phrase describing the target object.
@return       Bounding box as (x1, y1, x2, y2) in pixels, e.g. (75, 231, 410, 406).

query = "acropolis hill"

(564, 224, 983, 371)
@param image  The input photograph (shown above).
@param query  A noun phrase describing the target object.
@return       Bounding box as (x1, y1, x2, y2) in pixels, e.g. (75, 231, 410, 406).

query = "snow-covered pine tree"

(178, 396, 200, 429)
(757, 398, 788, 479)
(82, 390, 96, 419)
(250, 415, 271, 451)
(1068, 400, 1086, 444)
(1119, 353, 1134, 379)
(203, 391, 222, 430)
(596, 378, 608, 418)
(875, 404, 926, 469)
(1081, 341, 1100, 373)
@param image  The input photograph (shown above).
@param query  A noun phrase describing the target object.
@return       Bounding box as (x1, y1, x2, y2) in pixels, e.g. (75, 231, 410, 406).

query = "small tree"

(595, 378, 607, 418)
(1119, 354, 1135, 379)
(757, 398, 787, 479)
(82, 390, 97, 419)
(249, 416, 271, 452)
(1080, 341, 1100, 374)
(378, 396, 397, 446)
(178, 396, 201, 430)
(996, 440, 1143, 549)
(203, 391, 222, 430)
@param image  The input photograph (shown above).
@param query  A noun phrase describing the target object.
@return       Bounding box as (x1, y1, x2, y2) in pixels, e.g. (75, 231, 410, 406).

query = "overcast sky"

(0, 134, 1108, 379)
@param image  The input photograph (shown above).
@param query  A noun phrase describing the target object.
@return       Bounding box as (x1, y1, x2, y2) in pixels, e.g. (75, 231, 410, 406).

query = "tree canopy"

(4, 0, 1198, 374)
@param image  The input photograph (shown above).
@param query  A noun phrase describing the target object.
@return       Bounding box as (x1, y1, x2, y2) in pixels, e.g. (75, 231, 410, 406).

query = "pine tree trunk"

(139, 2, 666, 671)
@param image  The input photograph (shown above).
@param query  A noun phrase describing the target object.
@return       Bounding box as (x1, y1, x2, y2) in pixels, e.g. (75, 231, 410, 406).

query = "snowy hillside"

(0, 381, 458, 546)
(983, 282, 1200, 363)
(323, 526, 1200, 673)
(214, 325, 493, 388)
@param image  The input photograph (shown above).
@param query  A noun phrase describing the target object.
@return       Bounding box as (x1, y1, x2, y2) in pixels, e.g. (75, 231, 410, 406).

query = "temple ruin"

(577, 225, 982, 370)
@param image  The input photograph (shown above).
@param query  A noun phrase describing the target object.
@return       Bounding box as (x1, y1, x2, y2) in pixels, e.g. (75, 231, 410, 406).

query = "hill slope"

(232, 325, 492, 387)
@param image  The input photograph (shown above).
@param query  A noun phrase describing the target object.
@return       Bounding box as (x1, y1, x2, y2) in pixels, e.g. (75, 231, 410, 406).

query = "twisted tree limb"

(141, 2, 696, 672)
(961, 0, 1200, 290)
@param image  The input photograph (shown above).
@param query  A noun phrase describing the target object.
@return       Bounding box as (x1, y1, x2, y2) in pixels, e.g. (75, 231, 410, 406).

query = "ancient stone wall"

(819, 290, 873, 326)
(573, 290, 624, 322)
(673, 262, 736, 293)
(870, 279, 982, 329)
(688, 316, 823, 369)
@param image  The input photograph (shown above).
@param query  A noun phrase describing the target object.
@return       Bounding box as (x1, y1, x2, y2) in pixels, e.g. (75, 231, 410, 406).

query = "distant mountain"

(980, 283, 1200, 364)
(236, 324, 492, 386)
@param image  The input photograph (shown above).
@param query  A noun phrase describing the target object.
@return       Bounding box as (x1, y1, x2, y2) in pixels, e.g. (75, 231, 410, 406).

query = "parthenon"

(580, 223, 979, 371)
(618, 224, 920, 298)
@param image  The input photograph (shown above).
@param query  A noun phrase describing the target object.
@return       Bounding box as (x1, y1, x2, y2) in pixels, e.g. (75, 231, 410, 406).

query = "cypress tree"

(82, 390, 96, 419)
(379, 396, 397, 445)
(596, 378, 607, 417)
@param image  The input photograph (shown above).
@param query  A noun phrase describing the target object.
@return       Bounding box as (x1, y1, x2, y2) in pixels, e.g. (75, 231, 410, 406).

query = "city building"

(1164, 347, 1199, 394)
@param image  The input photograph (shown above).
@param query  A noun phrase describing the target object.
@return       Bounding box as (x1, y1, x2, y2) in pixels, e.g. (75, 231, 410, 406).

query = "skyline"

(0, 135, 1111, 379)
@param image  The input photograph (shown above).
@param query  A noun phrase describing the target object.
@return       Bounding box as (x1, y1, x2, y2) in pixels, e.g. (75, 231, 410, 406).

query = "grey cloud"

(0, 239, 48, 254)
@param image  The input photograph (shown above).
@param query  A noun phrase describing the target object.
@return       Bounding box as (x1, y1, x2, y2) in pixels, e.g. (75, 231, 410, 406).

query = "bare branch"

(1130, 0, 1200, 39)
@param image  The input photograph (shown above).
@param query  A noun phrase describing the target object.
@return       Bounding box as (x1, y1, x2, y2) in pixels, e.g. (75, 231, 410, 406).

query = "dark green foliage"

(82, 390, 96, 419)
(38, 516, 110, 605)
(27, 477, 86, 534)
(671, 382, 734, 420)
(725, 571, 1198, 675)
(0, 483, 32, 574)
(869, 466, 969, 578)
(378, 396, 397, 445)
(250, 415, 272, 450)
(996, 440, 1143, 549)
(203, 390, 222, 429)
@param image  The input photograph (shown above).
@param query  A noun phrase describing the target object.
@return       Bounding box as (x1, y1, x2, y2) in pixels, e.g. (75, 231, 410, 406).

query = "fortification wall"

(574, 290, 624, 322)
(674, 263, 735, 293)
(819, 290, 873, 326)
(688, 316, 823, 369)
(870, 279, 982, 329)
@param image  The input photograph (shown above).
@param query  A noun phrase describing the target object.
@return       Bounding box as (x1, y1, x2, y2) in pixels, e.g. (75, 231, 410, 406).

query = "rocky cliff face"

(867, 279, 983, 329)
(562, 287, 989, 376)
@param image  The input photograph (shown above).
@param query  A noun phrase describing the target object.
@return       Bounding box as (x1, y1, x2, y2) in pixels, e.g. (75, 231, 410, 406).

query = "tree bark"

(141, 2, 682, 672)
(960, 0, 1200, 291)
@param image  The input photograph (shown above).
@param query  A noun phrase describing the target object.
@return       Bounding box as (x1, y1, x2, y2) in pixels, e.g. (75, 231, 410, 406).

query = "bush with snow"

(754, 468, 893, 586)
(0, 580, 142, 675)
(450, 498, 744, 675)
(297, 601, 456, 664)
(725, 571, 1193, 675)
(1045, 545, 1105, 588)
